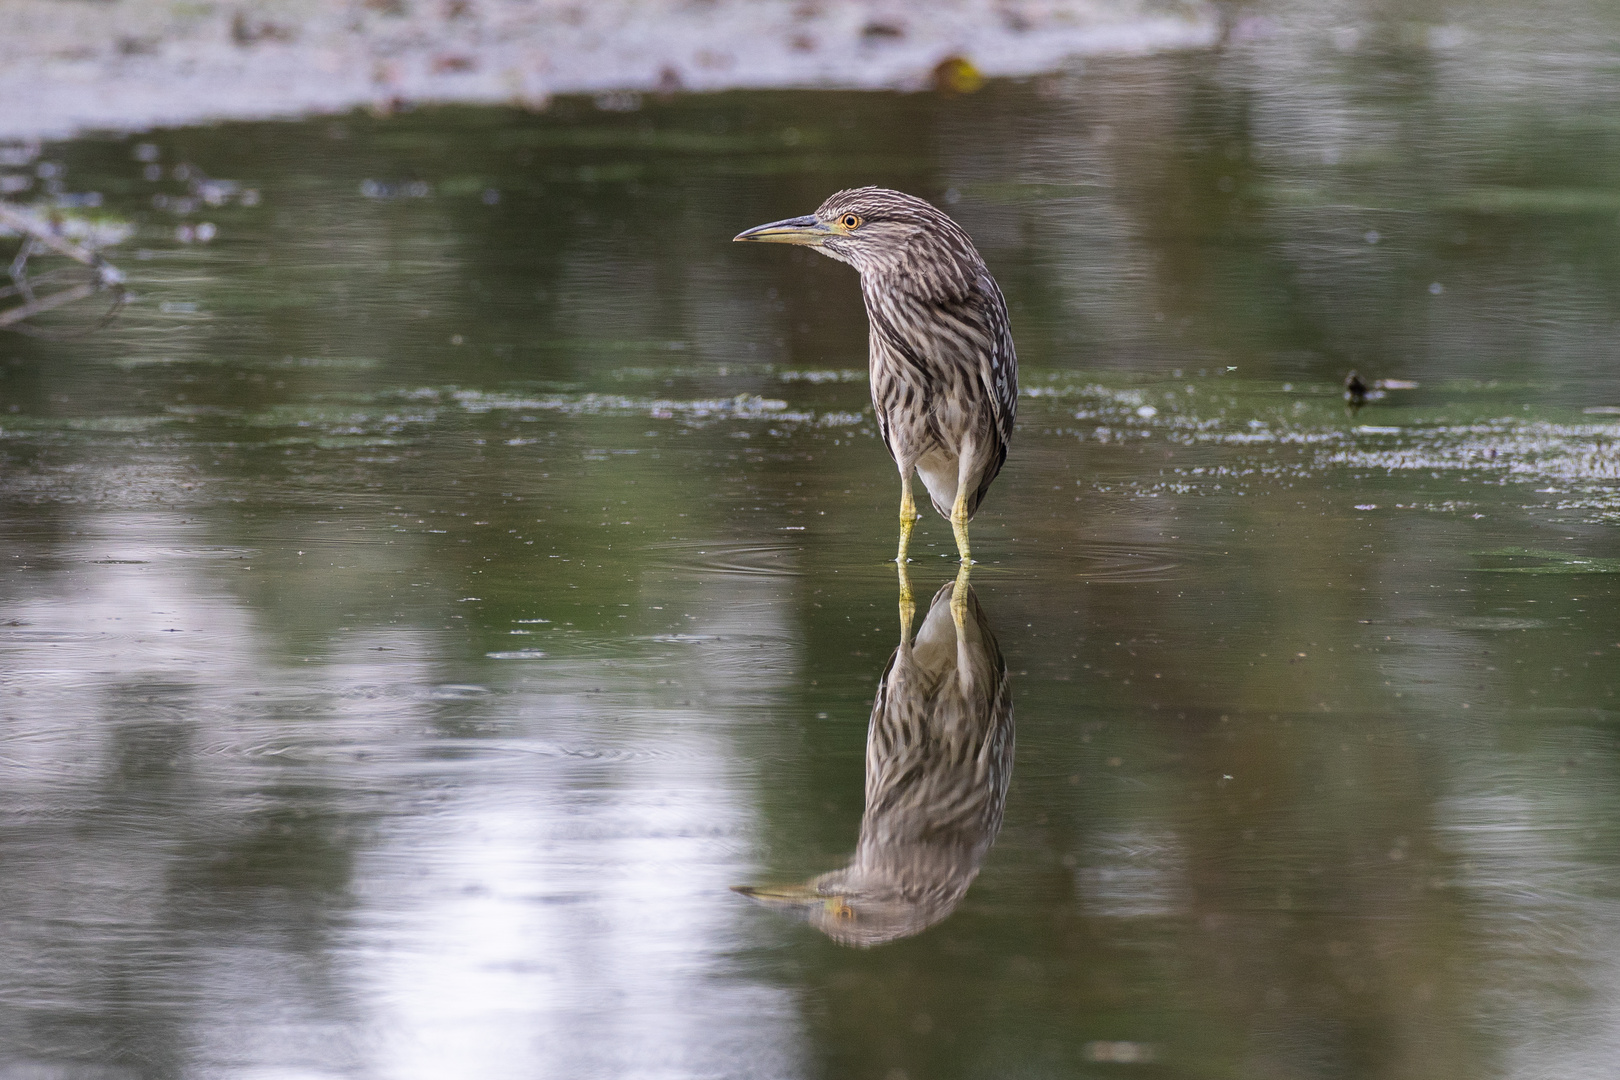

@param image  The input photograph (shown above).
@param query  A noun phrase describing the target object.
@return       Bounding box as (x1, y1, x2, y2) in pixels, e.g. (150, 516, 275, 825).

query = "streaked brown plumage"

(734, 573, 1014, 947)
(734, 188, 1018, 567)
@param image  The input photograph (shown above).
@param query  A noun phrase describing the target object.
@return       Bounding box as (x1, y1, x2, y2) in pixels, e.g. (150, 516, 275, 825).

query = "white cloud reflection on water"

(351, 589, 807, 1078)
(1441, 790, 1620, 1080)
(0, 505, 805, 1077)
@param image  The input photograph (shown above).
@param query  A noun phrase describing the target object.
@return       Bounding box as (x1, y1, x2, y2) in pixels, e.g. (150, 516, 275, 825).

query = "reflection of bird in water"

(1344, 369, 1369, 410)
(735, 568, 1013, 947)
(734, 188, 1018, 575)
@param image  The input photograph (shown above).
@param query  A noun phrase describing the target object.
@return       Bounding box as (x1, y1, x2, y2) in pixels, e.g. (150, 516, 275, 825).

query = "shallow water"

(4, 4, 1620, 1078)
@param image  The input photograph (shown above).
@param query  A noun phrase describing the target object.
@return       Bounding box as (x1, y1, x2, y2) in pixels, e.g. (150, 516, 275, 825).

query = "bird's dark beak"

(733, 214, 831, 246)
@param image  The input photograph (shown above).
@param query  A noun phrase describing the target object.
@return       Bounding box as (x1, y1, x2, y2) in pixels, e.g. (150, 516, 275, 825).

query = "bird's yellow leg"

(895, 474, 917, 631)
(896, 472, 919, 565)
(950, 486, 972, 565)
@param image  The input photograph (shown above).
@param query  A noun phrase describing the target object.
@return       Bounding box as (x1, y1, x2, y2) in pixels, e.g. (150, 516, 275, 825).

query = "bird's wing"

(910, 280, 1017, 448)
(866, 645, 928, 808)
(917, 277, 1016, 514)
(864, 272, 1017, 492)
(975, 272, 1019, 457)
(867, 326, 901, 462)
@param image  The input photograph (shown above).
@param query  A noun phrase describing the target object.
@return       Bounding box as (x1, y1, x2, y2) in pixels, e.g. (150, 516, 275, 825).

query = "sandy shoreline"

(4, 0, 1217, 141)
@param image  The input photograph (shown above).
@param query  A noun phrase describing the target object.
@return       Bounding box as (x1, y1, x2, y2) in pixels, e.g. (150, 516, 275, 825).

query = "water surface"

(3, 5, 1620, 1078)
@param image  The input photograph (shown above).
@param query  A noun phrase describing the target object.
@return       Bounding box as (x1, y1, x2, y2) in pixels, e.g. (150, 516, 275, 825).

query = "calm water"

(4, 4, 1620, 1078)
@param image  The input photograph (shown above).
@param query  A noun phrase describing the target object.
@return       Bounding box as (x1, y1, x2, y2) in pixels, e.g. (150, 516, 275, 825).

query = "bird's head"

(733, 187, 979, 282)
(731, 879, 939, 948)
(732, 867, 966, 948)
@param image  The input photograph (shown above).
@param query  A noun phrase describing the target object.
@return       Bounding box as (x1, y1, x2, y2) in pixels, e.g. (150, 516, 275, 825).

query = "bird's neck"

(861, 258, 977, 307)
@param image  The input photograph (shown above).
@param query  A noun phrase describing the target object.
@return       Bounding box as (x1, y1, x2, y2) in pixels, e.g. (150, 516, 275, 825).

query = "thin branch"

(0, 203, 107, 269)
(0, 200, 127, 336)
(0, 282, 95, 328)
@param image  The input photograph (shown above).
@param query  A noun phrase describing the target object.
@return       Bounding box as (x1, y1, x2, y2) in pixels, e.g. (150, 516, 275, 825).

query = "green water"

(4, 5, 1620, 1078)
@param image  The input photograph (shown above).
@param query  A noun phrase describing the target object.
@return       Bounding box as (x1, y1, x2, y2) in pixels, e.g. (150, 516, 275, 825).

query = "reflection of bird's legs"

(896, 470, 920, 565)
(950, 560, 972, 631)
(952, 562, 976, 694)
(897, 561, 916, 644)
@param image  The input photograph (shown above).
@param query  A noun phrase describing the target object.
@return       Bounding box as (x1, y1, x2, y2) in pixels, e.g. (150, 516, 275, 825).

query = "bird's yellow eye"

(840, 214, 862, 230)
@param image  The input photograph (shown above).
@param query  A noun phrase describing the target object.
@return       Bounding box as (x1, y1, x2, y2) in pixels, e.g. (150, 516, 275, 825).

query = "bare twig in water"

(0, 282, 97, 327)
(0, 201, 127, 336)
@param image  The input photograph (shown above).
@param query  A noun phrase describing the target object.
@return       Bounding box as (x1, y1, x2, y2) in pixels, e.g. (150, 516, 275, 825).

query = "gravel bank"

(4, 0, 1217, 140)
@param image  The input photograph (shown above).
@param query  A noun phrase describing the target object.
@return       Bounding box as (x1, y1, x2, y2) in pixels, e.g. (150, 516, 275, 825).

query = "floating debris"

(777, 368, 866, 383)
(932, 55, 985, 94)
(451, 388, 804, 424)
(1473, 549, 1620, 575)
(1084, 1042, 1158, 1064)
(360, 179, 433, 199)
(1344, 369, 1368, 408)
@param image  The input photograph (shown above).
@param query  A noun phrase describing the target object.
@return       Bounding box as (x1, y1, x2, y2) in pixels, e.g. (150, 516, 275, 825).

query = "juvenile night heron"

(735, 572, 1014, 947)
(735, 188, 1017, 567)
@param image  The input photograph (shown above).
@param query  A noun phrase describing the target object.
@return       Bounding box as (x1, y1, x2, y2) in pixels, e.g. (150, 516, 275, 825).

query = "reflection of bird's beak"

(731, 883, 818, 905)
(733, 214, 830, 246)
(732, 883, 852, 919)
